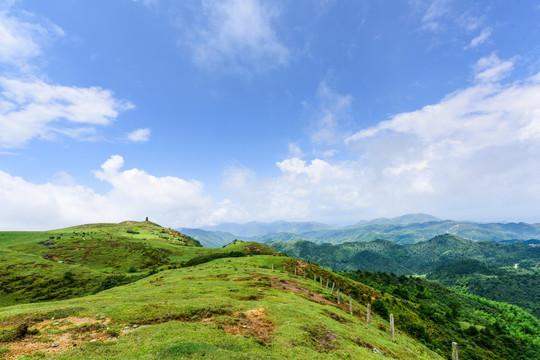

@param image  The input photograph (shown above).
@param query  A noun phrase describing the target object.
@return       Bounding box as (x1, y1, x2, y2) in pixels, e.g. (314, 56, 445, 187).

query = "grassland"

(0, 255, 441, 359)
(1, 222, 538, 359)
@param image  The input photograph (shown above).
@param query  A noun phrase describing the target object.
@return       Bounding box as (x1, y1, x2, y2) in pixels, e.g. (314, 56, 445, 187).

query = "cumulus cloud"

(189, 0, 289, 72)
(0, 155, 213, 230)
(342, 55, 540, 221)
(127, 128, 151, 142)
(0, 78, 133, 147)
(0, 3, 133, 149)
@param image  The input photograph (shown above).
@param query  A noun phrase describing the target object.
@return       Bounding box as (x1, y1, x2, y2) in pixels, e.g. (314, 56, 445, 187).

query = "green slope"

(0, 256, 443, 360)
(0, 221, 275, 308)
(1, 224, 538, 359)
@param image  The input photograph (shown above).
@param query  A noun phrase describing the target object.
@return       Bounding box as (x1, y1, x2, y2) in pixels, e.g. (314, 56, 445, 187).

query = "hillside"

(269, 234, 540, 317)
(0, 221, 277, 308)
(1, 223, 538, 359)
(427, 259, 540, 317)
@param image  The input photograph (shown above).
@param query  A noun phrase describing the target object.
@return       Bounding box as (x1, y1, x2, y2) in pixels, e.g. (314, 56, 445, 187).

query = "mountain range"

(179, 214, 540, 247)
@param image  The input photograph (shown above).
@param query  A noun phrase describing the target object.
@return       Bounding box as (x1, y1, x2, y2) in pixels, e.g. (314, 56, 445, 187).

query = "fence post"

(390, 314, 395, 342)
(452, 342, 458, 360)
(337, 289, 341, 304)
(331, 282, 335, 295)
(283, 264, 285, 272)
(320, 277, 323, 286)
(294, 268, 297, 276)
(349, 295, 353, 314)
(366, 304, 371, 324)
(271, 263, 274, 271)
(314, 274, 317, 282)
(326, 279, 329, 291)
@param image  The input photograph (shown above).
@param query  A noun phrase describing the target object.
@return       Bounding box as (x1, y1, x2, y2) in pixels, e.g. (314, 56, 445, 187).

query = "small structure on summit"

(145, 217, 149, 222)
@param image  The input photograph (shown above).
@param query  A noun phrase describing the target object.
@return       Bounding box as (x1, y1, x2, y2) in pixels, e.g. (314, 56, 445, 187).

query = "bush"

(372, 299, 389, 319)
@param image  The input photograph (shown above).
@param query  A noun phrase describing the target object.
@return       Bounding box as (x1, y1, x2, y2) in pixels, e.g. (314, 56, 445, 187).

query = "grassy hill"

(0, 221, 277, 308)
(1, 223, 539, 359)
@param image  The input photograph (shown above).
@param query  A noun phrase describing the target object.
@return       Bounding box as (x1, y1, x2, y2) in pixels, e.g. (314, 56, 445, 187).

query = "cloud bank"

(3, 54, 540, 229)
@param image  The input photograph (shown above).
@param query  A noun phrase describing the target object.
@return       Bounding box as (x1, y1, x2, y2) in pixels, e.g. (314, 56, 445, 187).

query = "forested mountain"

(179, 215, 540, 247)
(269, 234, 540, 317)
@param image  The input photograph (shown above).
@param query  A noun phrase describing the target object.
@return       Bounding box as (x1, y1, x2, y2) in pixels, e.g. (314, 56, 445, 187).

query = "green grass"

(0, 256, 441, 359)
(0, 221, 277, 307)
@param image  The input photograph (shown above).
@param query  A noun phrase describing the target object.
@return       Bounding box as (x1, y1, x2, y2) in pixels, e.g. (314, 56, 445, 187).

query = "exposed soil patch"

(302, 324, 338, 353)
(270, 278, 334, 306)
(324, 310, 351, 324)
(0, 316, 121, 360)
(229, 307, 274, 345)
(213, 307, 274, 345)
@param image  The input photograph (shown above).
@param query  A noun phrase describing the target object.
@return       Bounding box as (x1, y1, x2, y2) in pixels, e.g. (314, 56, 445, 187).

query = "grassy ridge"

(0, 221, 276, 308)
(0, 256, 441, 360)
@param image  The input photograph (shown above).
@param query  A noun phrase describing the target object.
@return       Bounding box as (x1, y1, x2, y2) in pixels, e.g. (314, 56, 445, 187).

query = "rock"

(51, 343, 59, 348)
(52, 322, 60, 326)
(373, 347, 384, 356)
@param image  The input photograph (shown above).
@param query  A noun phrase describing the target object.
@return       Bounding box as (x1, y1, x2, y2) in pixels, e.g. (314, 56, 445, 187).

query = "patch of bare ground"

(302, 324, 338, 353)
(270, 278, 334, 306)
(210, 307, 274, 345)
(0, 316, 125, 360)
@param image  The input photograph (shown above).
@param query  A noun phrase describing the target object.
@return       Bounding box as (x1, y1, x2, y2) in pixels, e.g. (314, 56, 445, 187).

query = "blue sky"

(2, 0, 540, 230)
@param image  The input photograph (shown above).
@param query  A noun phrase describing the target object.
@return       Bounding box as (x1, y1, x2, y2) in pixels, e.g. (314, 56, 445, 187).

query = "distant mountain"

(350, 213, 442, 227)
(179, 214, 540, 247)
(178, 228, 244, 248)
(201, 220, 334, 237)
(268, 234, 540, 274)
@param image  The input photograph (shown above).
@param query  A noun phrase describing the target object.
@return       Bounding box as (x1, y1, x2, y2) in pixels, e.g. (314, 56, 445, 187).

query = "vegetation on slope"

(343, 271, 540, 360)
(269, 234, 540, 317)
(0, 222, 273, 308)
(0, 256, 442, 360)
(427, 259, 540, 317)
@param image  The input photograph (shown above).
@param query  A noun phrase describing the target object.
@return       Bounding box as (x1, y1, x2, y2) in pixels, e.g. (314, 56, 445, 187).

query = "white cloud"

(0, 155, 213, 230)
(466, 27, 492, 49)
(473, 53, 513, 83)
(0, 2, 64, 71)
(127, 128, 151, 142)
(341, 56, 540, 221)
(0, 4, 133, 149)
(308, 81, 353, 146)
(189, 0, 289, 72)
(0, 78, 133, 147)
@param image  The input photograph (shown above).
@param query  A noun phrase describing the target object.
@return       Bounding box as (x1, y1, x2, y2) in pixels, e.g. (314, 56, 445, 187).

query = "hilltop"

(0, 223, 538, 359)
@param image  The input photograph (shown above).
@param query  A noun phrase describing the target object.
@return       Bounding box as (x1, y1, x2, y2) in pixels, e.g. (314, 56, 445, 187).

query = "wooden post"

(337, 289, 341, 304)
(314, 274, 317, 282)
(325, 279, 329, 291)
(294, 268, 297, 276)
(271, 263, 274, 271)
(366, 304, 371, 324)
(330, 282, 335, 295)
(349, 295, 353, 314)
(320, 277, 323, 286)
(452, 342, 458, 360)
(390, 314, 395, 342)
